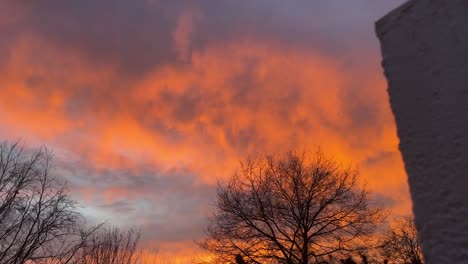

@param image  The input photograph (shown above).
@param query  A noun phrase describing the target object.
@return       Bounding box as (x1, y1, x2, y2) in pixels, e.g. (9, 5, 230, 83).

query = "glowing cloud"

(0, 0, 408, 260)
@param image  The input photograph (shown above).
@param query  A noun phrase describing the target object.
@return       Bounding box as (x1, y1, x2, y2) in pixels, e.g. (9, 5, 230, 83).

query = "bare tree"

(235, 254, 248, 264)
(380, 216, 423, 264)
(0, 142, 145, 264)
(199, 150, 386, 264)
(0, 141, 92, 264)
(76, 226, 141, 264)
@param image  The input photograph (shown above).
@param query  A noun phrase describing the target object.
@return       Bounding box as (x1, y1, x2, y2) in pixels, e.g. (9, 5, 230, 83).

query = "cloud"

(173, 10, 202, 62)
(0, 0, 408, 259)
(2, 1, 405, 75)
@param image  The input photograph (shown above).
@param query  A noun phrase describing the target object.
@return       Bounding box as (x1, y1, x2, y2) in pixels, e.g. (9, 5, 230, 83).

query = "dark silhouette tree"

(0, 141, 143, 264)
(235, 254, 248, 264)
(341, 257, 357, 264)
(380, 216, 423, 264)
(359, 254, 368, 264)
(74, 226, 141, 264)
(0, 142, 97, 264)
(199, 150, 386, 264)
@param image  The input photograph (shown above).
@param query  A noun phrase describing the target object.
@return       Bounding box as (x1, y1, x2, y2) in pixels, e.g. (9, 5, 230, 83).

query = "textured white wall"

(376, 0, 468, 263)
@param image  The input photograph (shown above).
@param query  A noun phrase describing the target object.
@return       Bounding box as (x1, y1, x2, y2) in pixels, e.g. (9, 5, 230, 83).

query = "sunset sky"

(0, 1, 409, 262)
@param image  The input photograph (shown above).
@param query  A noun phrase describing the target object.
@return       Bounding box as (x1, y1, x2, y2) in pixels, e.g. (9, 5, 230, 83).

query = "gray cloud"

(4, 0, 405, 76)
(0, 0, 409, 254)
(58, 158, 216, 244)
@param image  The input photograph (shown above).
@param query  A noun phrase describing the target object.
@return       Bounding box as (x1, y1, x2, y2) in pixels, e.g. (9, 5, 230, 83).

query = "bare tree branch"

(0, 142, 86, 264)
(380, 216, 423, 264)
(199, 150, 386, 264)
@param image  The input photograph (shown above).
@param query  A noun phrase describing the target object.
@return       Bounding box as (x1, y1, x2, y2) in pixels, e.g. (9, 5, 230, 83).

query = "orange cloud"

(0, 18, 410, 262)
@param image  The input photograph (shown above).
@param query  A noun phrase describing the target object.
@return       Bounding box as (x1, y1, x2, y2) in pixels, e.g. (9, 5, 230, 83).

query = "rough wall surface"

(376, 0, 468, 263)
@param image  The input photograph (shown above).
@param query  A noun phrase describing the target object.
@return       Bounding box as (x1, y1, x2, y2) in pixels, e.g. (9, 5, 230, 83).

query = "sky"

(0, 0, 408, 262)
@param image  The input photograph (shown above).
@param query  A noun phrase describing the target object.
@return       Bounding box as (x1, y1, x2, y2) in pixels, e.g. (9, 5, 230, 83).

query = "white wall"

(376, 0, 468, 263)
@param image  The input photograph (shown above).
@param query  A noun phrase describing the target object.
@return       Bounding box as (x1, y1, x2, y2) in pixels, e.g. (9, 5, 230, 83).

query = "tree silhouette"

(359, 254, 368, 264)
(380, 216, 423, 264)
(0, 141, 141, 264)
(341, 257, 357, 264)
(235, 254, 248, 264)
(199, 150, 386, 264)
(0, 142, 96, 264)
(74, 226, 141, 264)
